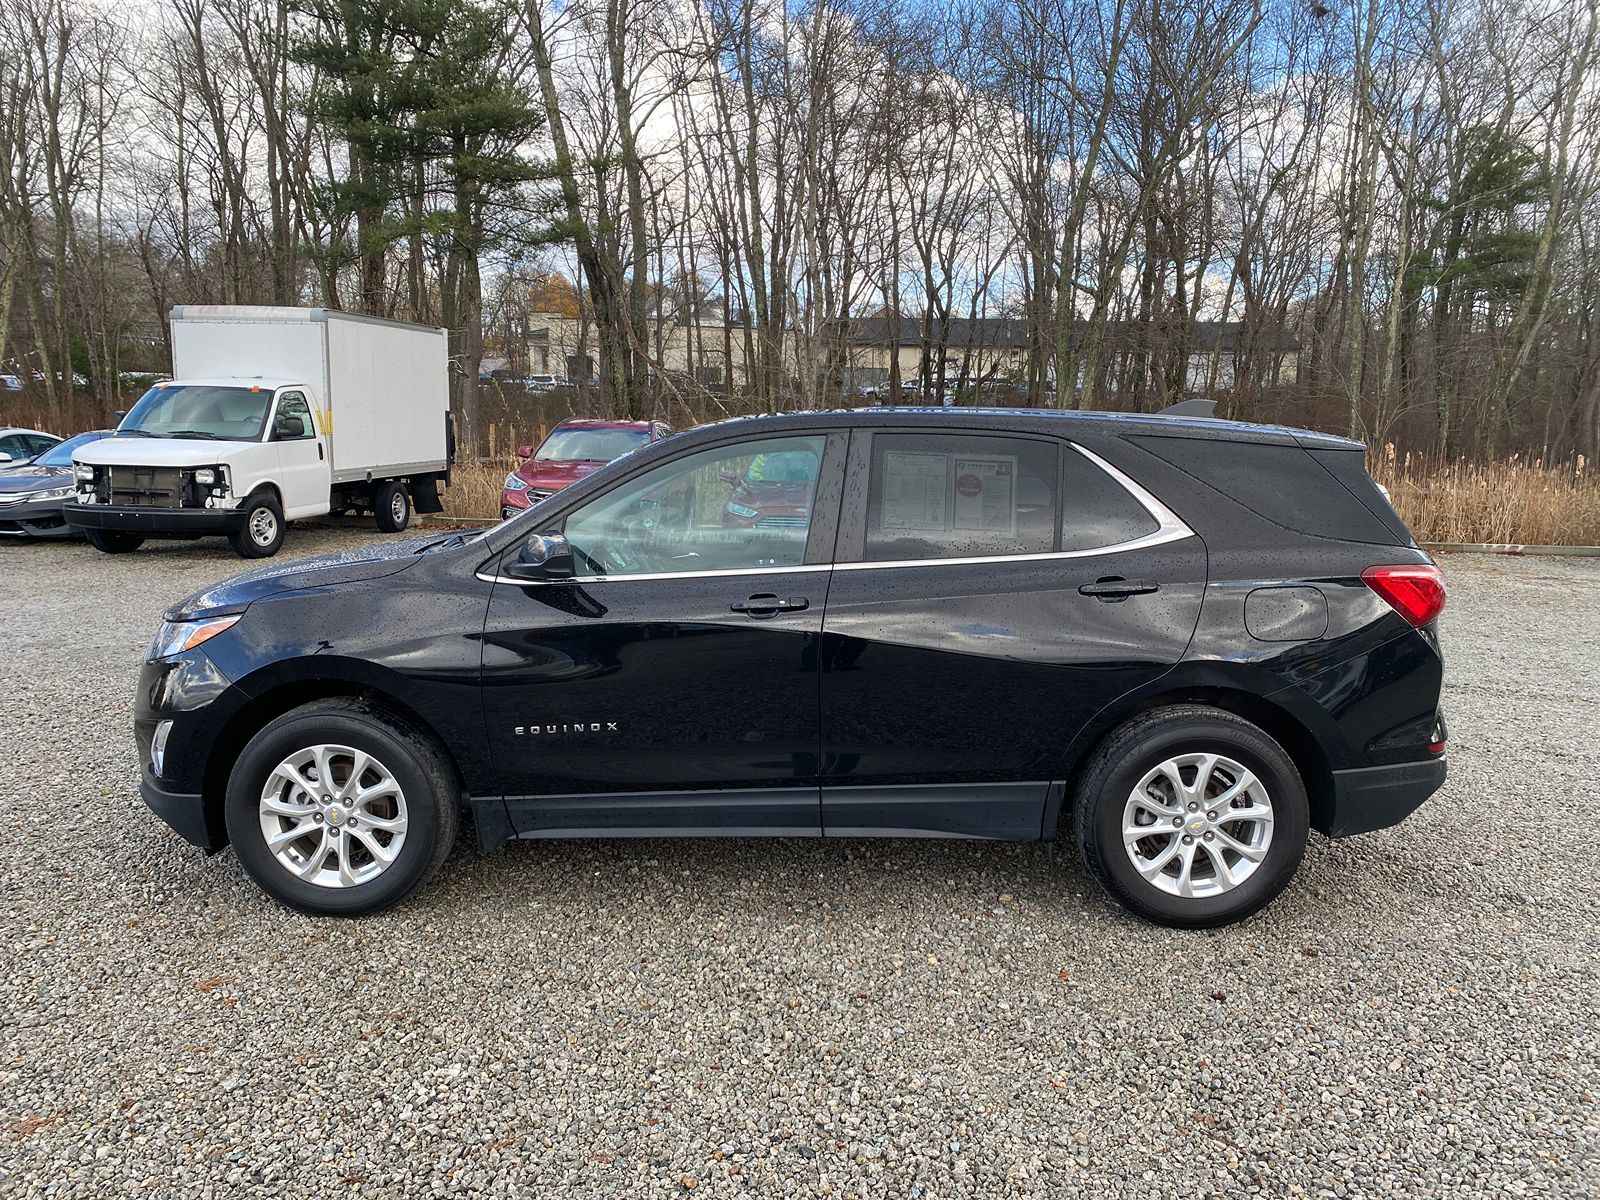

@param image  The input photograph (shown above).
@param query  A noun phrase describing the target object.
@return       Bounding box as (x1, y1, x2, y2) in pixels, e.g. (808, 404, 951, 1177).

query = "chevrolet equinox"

(135, 408, 1447, 927)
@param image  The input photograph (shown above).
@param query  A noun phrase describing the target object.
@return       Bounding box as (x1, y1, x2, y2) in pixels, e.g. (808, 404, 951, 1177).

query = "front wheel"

(375, 481, 411, 532)
(224, 698, 459, 916)
(84, 529, 144, 554)
(229, 492, 285, 558)
(1074, 705, 1310, 928)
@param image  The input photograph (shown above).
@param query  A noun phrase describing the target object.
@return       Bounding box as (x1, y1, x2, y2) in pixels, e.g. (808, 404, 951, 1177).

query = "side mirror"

(507, 532, 574, 581)
(112, 409, 126, 423)
(516, 445, 534, 459)
(0, 453, 11, 463)
(275, 414, 306, 439)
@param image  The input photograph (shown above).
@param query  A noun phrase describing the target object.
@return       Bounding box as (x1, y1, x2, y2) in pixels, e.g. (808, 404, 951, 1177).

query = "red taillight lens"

(1362, 564, 1446, 627)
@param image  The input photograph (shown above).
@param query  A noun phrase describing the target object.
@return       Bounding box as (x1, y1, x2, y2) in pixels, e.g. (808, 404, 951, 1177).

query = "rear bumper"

(140, 774, 221, 852)
(1325, 757, 1447, 837)
(65, 502, 246, 535)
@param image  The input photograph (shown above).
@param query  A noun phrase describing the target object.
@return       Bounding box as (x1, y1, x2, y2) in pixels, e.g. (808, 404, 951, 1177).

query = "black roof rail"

(1156, 398, 1218, 418)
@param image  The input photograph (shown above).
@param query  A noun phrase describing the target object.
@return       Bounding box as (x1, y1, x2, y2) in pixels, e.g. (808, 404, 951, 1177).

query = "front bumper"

(66, 502, 246, 535)
(0, 497, 78, 537)
(139, 774, 221, 851)
(1325, 757, 1447, 837)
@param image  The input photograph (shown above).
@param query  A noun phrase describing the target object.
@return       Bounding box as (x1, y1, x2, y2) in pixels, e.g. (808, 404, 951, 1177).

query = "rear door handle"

(730, 593, 809, 618)
(1079, 578, 1159, 600)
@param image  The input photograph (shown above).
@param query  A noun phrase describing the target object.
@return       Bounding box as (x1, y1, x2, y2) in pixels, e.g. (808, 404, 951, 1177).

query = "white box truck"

(67, 306, 453, 557)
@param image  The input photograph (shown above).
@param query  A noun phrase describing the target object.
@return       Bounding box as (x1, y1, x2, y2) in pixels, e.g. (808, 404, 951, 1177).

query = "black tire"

(224, 698, 460, 917)
(84, 529, 144, 554)
(1073, 705, 1310, 929)
(375, 481, 410, 532)
(229, 491, 285, 558)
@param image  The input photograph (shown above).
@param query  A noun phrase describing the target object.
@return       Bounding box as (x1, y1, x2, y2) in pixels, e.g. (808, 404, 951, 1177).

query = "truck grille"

(106, 465, 186, 508)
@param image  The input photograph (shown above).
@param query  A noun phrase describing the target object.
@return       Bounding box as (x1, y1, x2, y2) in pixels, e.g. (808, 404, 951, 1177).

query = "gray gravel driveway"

(1, 531, 1597, 1197)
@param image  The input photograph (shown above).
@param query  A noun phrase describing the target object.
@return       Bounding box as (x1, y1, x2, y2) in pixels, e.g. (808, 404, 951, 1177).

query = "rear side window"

(1062, 449, 1159, 551)
(1131, 435, 1402, 545)
(864, 433, 1058, 561)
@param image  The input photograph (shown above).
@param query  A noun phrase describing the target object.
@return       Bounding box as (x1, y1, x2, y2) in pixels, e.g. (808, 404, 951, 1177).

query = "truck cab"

(66, 306, 452, 557)
(69, 380, 336, 556)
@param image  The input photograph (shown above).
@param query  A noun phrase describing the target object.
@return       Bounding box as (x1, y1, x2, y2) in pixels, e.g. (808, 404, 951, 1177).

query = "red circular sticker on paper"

(956, 473, 982, 497)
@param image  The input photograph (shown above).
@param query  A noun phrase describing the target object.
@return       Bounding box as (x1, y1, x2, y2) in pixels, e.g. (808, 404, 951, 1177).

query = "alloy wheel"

(257, 744, 409, 888)
(1121, 752, 1274, 898)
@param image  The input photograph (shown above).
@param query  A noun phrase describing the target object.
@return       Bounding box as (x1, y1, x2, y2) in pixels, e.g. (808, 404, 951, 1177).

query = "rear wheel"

(224, 698, 459, 916)
(375, 481, 410, 532)
(1074, 705, 1309, 928)
(84, 529, 144, 554)
(229, 491, 285, 558)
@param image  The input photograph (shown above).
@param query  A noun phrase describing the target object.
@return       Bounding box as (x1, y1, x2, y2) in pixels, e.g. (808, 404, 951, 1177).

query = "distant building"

(827, 316, 1301, 394)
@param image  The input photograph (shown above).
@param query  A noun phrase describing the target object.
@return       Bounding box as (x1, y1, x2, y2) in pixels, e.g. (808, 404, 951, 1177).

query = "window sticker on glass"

(952, 456, 1016, 534)
(881, 451, 949, 530)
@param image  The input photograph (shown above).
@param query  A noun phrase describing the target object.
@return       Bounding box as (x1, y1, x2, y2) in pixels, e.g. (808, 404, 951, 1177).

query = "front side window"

(563, 435, 825, 576)
(863, 433, 1059, 562)
(120, 384, 273, 441)
(273, 392, 315, 440)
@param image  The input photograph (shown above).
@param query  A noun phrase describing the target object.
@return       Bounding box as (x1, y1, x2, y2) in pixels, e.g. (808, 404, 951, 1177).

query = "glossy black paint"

(134, 407, 1447, 856)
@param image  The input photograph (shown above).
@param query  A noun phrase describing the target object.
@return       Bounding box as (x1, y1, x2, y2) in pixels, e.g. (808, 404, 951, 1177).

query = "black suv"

(136, 409, 1446, 927)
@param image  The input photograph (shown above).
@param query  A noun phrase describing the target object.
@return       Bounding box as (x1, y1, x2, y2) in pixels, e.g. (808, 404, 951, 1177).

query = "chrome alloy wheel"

(1122, 752, 1274, 898)
(258, 744, 409, 888)
(249, 506, 279, 547)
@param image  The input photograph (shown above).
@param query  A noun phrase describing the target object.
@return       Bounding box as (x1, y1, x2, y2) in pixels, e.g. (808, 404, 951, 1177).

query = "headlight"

(504, 473, 529, 492)
(27, 485, 76, 501)
(148, 614, 241, 660)
(74, 464, 95, 481)
(728, 502, 758, 518)
(193, 468, 217, 485)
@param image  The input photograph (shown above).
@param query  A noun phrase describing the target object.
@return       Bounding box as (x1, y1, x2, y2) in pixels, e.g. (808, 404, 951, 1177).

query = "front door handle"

(730, 593, 809, 618)
(1079, 577, 1159, 600)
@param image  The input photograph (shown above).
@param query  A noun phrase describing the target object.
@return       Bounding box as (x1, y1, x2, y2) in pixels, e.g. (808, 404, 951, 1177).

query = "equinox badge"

(515, 722, 620, 735)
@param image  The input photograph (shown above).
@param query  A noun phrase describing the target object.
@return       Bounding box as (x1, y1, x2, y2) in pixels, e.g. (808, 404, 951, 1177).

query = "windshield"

(38, 432, 107, 467)
(120, 384, 272, 441)
(535, 427, 648, 463)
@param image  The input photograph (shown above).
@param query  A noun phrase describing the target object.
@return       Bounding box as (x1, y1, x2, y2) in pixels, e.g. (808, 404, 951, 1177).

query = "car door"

(480, 429, 846, 836)
(818, 427, 1207, 839)
(270, 390, 328, 517)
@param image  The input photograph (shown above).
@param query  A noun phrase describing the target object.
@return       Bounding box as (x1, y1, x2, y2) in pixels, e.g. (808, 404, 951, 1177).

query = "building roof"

(830, 317, 1299, 353)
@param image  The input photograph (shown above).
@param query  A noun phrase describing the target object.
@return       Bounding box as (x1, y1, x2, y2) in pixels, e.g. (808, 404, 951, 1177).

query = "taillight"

(1362, 564, 1446, 627)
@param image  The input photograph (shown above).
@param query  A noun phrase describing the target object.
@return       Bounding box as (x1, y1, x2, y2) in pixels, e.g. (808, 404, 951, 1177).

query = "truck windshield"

(119, 385, 273, 441)
(536, 427, 648, 462)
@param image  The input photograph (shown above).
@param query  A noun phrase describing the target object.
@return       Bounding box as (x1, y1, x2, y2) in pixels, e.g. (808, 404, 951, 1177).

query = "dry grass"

(1371, 448, 1600, 546)
(442, 459, 520, 522)
(445, 446, 1600, 546)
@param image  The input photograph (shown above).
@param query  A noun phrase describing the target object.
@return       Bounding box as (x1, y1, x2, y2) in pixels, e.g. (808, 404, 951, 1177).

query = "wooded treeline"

(2, 0, 1598, 459)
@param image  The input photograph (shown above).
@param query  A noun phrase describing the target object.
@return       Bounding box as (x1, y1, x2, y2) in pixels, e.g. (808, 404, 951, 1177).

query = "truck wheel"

(375, 482, 411, 533)
(230, 492, 285, 558)
(224, 698, 459, 916)
(1073, 705, 1310, 929)
(84, 529, 144, 554)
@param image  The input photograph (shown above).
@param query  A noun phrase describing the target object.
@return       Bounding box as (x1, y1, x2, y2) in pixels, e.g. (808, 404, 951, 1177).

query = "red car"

(719, 447, 819, 529)
(501, 418, 672, 519)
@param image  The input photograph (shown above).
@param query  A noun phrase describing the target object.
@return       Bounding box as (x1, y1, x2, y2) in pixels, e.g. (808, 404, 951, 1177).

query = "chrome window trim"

(477, 562, 822, 586)
(479, 438, 1193, 585)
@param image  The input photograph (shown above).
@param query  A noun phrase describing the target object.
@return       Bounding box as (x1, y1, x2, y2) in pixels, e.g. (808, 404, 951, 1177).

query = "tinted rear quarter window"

(1131, 435, 1402, 545)
(1062, 449, 1159, 550)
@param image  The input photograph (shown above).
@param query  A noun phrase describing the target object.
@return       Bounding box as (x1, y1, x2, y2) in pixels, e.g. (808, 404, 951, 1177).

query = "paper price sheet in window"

(880, 450, 1018, 535)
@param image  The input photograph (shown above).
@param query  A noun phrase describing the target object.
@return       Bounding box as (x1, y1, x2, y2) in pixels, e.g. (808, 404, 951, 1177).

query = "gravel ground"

(1, 530, 1597, 1198)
